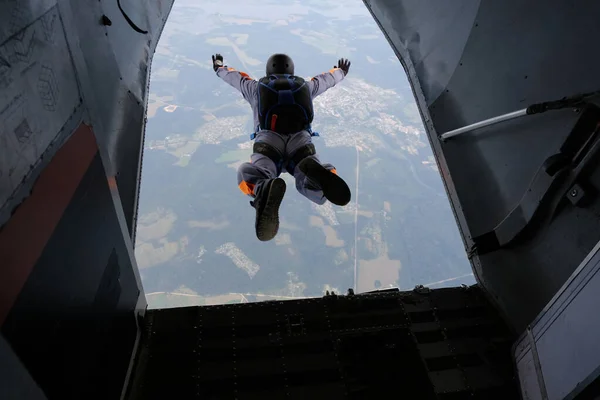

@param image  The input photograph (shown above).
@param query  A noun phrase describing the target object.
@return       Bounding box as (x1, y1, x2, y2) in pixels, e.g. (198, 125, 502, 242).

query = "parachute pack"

(250, 74, 320, 139)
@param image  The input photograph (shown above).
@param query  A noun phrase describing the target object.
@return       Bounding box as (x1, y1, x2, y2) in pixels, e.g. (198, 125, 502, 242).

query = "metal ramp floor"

(125, 286, 519, 400)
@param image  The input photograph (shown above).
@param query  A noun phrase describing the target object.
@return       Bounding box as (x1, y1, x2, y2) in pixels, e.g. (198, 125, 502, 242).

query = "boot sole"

(298, 158, 351, 206)
(256, 178, 286, 241)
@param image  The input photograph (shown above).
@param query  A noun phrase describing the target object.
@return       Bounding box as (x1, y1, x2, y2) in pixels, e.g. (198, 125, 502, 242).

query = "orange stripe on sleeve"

(331, 168, 337, 175)
(239, 181, 255, 195)
(329, 67, 339, 74)
(239, 71, 252, 80)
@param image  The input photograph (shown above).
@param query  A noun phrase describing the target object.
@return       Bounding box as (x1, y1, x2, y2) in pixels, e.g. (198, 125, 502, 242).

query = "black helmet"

(266, 53, 294, 75)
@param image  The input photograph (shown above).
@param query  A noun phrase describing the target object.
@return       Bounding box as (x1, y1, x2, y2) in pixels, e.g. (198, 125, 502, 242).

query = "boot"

(250, 178, 286, 241)
(298, 158, 351, 206)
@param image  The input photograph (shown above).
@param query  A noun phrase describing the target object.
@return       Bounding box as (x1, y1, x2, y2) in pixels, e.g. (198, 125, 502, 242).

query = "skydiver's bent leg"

(237, 131, 287, 241)
(291, 155, 335, 205)
(297, 157, 351, 206)
(286, 131, 351, 206)
(250, 175, 286, 242)
(237, 154, 278, 198)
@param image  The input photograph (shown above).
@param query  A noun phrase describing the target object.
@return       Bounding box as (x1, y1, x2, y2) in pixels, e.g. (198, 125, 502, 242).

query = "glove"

(212, 53, 224, 72)
(335, 58, 351, 76)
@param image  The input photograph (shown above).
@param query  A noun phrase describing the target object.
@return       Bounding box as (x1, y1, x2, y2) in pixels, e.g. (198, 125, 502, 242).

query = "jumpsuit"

(215, 66, 346, 205)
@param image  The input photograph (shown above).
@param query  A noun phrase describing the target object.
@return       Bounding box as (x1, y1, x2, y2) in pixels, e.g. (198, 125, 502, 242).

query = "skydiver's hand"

(336, 58, 351, 76)
(212, 54, 224, 72)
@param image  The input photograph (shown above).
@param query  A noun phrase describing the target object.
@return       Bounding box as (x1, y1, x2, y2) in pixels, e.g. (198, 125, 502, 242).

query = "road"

(353, 144, 360, 292)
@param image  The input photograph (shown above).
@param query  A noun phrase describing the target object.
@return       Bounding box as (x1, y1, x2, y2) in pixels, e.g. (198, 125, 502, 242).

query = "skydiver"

(212, 53, 352, 241)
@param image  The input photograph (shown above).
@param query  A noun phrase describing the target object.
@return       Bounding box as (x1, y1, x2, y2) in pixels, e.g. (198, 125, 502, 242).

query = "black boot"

(250, 178, 286, 241)
(298, 158, 351, 206)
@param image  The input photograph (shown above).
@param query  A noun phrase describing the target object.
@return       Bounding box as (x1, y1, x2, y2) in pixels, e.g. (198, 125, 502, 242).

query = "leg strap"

(253, 141, 284, 173)
(288, 143, 316, 171)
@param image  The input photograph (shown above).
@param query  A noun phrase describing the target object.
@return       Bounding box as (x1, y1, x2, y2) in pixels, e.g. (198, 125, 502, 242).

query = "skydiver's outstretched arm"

(308, 58, 351, 99)
(212, 54, 258, 103)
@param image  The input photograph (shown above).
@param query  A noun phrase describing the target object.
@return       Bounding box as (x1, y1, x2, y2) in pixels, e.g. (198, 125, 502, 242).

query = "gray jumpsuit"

(216, 66, 346, 205)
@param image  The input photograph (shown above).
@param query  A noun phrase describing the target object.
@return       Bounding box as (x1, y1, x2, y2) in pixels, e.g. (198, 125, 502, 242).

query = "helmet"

(266, 53, 294, 75)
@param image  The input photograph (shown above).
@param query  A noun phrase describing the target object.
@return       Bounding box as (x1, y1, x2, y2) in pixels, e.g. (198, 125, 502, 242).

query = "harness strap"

(253, 141, 284, 173)
(253, 141, 317, 174)
(250, 126, 319, 140)
(288, 143, 316, 171)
